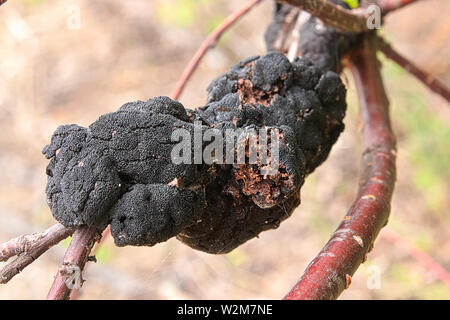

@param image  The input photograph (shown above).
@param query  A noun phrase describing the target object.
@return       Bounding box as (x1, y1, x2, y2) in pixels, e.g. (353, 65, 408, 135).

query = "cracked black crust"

(178, 52, 346, 252)
(196, 52, 346, 174)
(44, 97, 208, 246)
(43, 53, 347, 253)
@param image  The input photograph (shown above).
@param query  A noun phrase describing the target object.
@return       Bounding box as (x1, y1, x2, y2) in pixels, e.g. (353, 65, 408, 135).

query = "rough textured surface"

(265, 1, 359, 73)
(43, 52, 347, 254)
(178, 52, 346, 253)
(43, 97, 208, 246)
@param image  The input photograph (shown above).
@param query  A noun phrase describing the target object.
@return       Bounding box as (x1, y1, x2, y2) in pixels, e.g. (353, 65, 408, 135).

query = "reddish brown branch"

(377, 0, 423, 15)
(46, 226, 102, 300)
(0, 224, 74, 284)
(377, 37, 450, 103)
(0, 0, 7, 7)
(382, 229, 450, 287)
(171, 0, 263, 101)
(69, 226, 110, 300)
(284, 34, 396, 300)
(276, 0, 369, 33)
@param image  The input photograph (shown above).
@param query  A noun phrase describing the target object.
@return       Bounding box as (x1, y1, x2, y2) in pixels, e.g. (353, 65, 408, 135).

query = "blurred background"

(0, 0, 449, 299)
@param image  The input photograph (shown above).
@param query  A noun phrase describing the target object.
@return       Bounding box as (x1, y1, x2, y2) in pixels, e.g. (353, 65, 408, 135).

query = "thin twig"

(377, 37, 450, 103)
(0, 224, 74, 284)
(276, 0, 369, 33)
(69, 226, 110, 300)
(381, 229, 450, 287)
(0, 223, 70, 262)
(171, 0, 263, 101)
(377, 0, 423, 15)
(285, 34, 396, 300)
(46, 226, 102, 300)
(286, 11, 310, 61)
(271, 8, 300, 53)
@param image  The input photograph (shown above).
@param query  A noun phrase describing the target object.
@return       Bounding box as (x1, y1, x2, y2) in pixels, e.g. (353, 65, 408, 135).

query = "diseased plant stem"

(46, 226, 102, 300)
(171, 0, 263, 101)
(377, 37, 450, 103)
(0, 0, 440, 300)
(284, 34, 396, 300)
(377, 0, 423, 15)
(69, 226, 110, 300)
(276, 0, 369, 33)
(0, 224, 74, 284)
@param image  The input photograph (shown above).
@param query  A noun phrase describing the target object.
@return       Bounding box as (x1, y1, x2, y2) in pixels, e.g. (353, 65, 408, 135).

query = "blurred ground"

(0, 0, 449, 299)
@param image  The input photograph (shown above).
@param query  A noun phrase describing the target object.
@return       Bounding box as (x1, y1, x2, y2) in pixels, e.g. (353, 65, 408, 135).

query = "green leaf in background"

(95, 244, 115, 264)
(343, 0, 359, 9)
(60, 236, 72, 248)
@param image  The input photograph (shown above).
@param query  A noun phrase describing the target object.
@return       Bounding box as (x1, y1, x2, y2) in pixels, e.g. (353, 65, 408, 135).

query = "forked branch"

(0, 0, 440, 300)
(0, 223, 71, 263)
(46, 226, 102, 300)
(284, 34, 396, 299)
(276, 0, 369, 33)
(0, 224, 74, 284)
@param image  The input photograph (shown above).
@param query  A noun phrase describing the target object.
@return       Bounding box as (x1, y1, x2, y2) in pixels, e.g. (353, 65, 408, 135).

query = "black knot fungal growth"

(43, 52, 347, 254)
(265, 1, 359, 73)
(44, 97, 208, 246)
(196, 52, 346, 173)
(179, 52, 346, 253)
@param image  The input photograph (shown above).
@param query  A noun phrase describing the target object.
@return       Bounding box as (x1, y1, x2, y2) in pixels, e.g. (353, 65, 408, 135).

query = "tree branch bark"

(284, 34, 396, 300)
(276, 0, 369, 33)
(377, 37, 450, 103)
(0, 224, 74, 284)
(46, 226, 102, 300)
(0, 223, 71, 263)
(69, 226, 110, 300)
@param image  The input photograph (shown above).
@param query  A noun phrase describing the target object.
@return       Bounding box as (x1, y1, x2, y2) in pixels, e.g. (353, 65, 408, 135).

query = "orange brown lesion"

(235, 61, 287, 107)
(233, 163, 295, 209)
